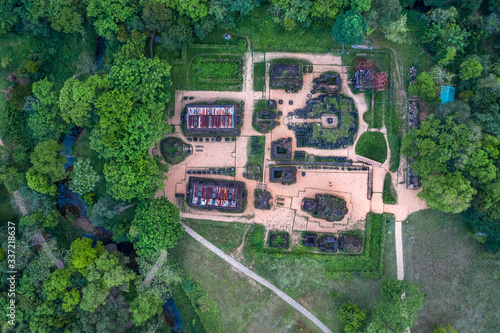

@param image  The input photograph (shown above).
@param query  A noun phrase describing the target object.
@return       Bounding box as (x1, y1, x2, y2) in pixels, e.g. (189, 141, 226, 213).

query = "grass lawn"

(181, 213, 395, 331)
(170, 231, 321, 333)
(404, 210, 500, 332)
(207, 5, 338, 52)
(253, 62, 266, 92)
(355, 132, 387, 164)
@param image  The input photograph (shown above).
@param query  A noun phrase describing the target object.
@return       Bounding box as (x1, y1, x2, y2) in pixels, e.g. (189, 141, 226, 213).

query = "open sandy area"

(155, 50, 427, 235)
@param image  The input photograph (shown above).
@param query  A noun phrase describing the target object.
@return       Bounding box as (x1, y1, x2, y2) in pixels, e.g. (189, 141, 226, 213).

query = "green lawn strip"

(363, 92, 373, 127)
(382, 221, 397, 280)
(245, 135, 265, 180)
(385, 104, 402, 172)
(382, 173, 397, 204)
(171, 283, 206, 333)
(404, 210, 500, 332)
(373, 90, 387, 129)
(253, 62, 266, 92)
(355, 132, 387, 163)
(181, 279, 223, 333)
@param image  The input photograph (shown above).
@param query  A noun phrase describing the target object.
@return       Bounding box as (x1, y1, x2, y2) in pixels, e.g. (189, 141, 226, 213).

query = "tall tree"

(270, 0, 313, 30)
(86, 0, 136, 39)
(408, 72, 441, 104)
(103, 153, 165, 201)
(129, 197, 184, 258)
(332, 10, 367, 45)
(460, 58, 483, 80)
(28, 78, 67, 142)
(59, 75, 109, 127)
(26, 140, 66, 195)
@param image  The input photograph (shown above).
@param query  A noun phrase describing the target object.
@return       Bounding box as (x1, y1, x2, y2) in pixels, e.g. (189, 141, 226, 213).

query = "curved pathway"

(181, 222, 333, 333)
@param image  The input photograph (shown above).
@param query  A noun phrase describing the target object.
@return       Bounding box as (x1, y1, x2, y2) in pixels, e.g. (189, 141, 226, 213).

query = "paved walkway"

(181, 222, 333, 333)
(395, 221, 404, 280)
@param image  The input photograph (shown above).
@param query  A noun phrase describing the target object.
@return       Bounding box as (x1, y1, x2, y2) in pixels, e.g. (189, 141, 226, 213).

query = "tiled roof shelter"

(185, 105, 236, 133)
(188, 177, 245, 211)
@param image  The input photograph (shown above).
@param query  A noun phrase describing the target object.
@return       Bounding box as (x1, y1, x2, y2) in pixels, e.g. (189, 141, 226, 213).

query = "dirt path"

(34, 233, 65, 269)
(182, 222, 333, 333)
(142, 249, 167, 286)
(231, 224, 251, 260)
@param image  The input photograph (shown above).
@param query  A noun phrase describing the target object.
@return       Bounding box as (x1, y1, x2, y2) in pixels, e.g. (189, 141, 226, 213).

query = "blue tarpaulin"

(440, 86, 455, 104)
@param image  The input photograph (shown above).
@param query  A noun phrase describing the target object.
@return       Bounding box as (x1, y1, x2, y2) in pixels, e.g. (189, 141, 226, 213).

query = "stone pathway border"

(181, 222, 333, 333)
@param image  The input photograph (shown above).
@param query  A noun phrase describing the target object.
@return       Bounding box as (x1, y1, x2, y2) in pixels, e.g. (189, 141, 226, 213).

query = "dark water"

(57, 128, 87, 217)
(97, 37, 105, 70)
(163, 298, 184, 332)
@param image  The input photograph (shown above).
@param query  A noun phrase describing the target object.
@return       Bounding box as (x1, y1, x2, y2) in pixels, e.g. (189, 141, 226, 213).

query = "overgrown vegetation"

(382, 173, 397, 204)
(160, 137, 190, 165)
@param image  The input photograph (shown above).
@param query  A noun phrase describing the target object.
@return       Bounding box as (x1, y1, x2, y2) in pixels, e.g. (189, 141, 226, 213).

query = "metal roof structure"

(191, 183, 238, 208)
(186, 105, 235, 131)
(440, 86, 455, 104)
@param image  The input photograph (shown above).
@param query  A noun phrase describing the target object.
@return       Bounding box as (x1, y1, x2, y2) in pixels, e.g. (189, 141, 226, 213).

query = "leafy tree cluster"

(0, 236, 176, 331)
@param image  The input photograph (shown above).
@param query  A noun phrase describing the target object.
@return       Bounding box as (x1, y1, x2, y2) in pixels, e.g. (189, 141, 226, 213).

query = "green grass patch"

(382, 173, 397, 204)
(404, 210, 500, 332)
(385, 104, 401, 172)
(182, 218, 248, 253)
(363, 92, 373, 127)
(355, 132, 387, 164)
(170, 228, 320, 332)
(245, 136, 265, 181)
(189, 56, 243, 90)
(373, 90, 387, 129)
(253, 62, 266, 92)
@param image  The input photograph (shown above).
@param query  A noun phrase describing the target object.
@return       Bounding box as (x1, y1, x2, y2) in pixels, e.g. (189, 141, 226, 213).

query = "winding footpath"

(181, 223, 333, 333)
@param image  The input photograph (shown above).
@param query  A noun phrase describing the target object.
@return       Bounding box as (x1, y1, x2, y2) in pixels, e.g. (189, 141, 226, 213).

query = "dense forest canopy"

(0, 0, 499, 331)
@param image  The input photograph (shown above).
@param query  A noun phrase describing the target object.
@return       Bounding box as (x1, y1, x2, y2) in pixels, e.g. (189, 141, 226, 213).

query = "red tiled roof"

(186, 105, 235, 130)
